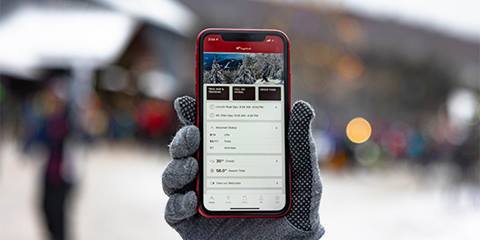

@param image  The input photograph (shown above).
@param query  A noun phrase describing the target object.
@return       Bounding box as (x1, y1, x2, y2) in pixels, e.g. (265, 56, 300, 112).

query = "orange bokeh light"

(346, 117, 372, 144)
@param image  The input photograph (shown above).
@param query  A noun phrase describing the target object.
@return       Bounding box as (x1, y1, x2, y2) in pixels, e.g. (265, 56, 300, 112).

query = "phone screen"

(200, 32, 288, 213)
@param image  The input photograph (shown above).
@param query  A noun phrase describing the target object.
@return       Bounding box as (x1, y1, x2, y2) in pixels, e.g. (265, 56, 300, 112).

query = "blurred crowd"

(316, 116, 479, 177)
(4, 73, 176, 146)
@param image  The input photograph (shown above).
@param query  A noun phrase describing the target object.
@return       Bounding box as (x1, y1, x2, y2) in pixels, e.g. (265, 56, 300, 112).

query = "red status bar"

(203, 34, 284, 53)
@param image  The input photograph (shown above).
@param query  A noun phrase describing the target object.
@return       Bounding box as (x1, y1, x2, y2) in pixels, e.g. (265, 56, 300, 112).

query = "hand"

(162, 96, 324, 240)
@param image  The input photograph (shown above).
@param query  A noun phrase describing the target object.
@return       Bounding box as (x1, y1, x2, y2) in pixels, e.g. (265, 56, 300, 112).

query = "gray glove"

(162, 96, 324, 240)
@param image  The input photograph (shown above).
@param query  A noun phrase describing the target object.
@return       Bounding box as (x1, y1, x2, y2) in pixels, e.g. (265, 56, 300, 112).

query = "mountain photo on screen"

(203, 53, 284, 85)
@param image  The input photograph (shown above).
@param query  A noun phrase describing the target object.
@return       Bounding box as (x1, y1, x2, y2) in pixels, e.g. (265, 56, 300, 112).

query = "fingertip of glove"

(169, 125, 200, 159)
(162, 157, 199, 195)
(292, 100, 315, 123)
(165, 191, 198, 224)
(170, 191, 197, 211)
(174, 96, 196, 125)
(183, 191, 198, 210)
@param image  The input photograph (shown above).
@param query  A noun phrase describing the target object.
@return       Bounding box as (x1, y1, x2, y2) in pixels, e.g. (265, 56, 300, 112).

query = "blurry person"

(451, 122, 480, 205)
(0, 82, 4, 173)
(406, 127, 427, 162)
(23, 79, 75, 240)
(162, 97, 324, 240)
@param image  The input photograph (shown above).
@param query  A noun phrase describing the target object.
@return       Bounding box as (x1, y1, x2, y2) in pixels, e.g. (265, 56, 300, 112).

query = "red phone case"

(195, 28, 291, 218)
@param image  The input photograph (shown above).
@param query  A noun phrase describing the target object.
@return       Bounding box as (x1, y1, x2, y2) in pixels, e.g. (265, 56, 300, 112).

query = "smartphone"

(196, 28, 291, 217)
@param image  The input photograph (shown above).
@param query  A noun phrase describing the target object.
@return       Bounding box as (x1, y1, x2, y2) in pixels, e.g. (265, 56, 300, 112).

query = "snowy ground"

(1, 141, 479, 240)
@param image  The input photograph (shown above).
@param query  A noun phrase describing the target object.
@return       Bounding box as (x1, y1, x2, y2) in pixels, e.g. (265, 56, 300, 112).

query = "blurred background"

(0, 0, 479, 239)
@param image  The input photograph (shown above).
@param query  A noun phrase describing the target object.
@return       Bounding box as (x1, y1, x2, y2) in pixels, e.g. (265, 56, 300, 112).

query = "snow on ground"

(0, 141, 479, 240)
(320, 169, 480, 240)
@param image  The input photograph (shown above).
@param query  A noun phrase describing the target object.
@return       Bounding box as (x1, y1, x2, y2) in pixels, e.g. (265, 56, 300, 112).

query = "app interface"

(202, 34, 286, 211)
